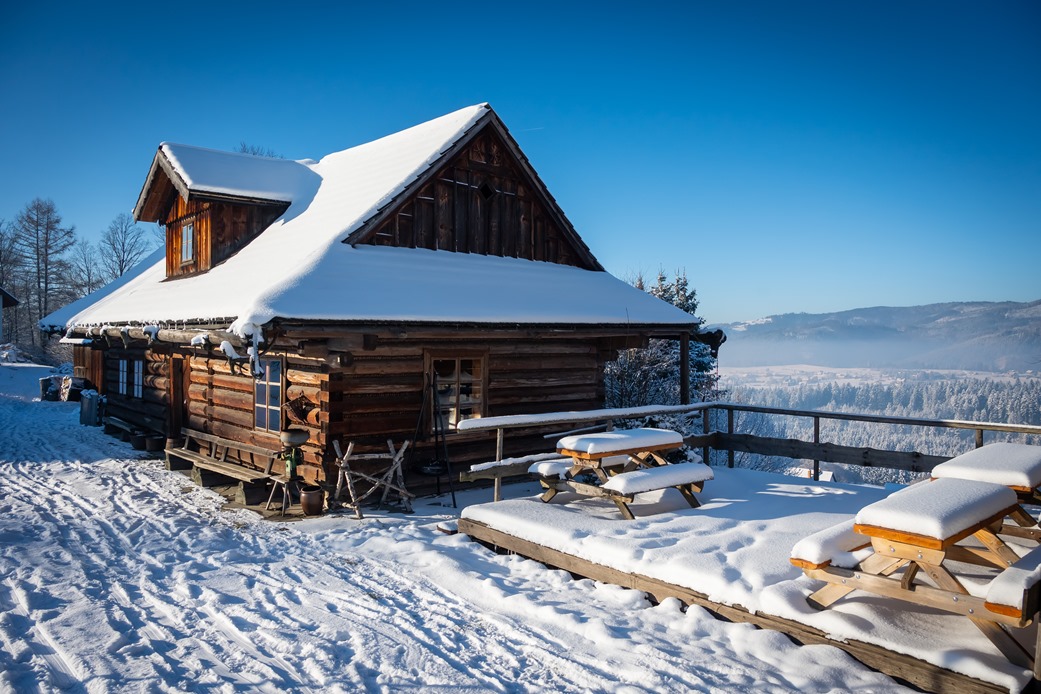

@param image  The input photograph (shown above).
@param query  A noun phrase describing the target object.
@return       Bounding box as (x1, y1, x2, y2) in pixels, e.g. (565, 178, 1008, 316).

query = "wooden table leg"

(924, 562, 1033, 669)
(807, 554, 907, 609)
(974, 528, 1021, 568)
(676, 485, 700, 508)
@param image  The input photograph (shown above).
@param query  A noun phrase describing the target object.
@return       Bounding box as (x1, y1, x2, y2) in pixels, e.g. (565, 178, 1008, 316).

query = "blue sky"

(1, 1, 1038, 324)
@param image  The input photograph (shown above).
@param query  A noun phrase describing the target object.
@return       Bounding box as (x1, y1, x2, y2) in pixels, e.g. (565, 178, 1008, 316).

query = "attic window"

(477, 181, 497, 201)
(181, 223, 195, 264)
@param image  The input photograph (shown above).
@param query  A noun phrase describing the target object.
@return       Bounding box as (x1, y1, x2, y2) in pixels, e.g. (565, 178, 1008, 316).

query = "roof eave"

(133, 147, 190, 223)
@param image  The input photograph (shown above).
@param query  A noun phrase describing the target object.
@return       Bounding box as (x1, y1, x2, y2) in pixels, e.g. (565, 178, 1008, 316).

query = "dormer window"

(181, 223, 194, 264)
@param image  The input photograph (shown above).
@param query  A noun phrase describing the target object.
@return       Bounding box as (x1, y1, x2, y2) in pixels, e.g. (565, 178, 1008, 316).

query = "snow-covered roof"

(44, 103, 698, 336)
(160, 143, 308, 203)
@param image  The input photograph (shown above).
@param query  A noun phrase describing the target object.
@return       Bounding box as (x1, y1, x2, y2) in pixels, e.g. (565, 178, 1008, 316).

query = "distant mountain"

(709, 300, 1041, 371)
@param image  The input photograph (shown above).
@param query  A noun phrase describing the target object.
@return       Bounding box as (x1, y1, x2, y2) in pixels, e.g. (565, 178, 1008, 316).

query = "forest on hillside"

(715, 374, 1041, 485)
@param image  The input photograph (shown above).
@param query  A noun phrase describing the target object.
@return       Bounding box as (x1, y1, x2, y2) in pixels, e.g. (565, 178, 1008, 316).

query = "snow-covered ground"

(0, 360, 908, 692)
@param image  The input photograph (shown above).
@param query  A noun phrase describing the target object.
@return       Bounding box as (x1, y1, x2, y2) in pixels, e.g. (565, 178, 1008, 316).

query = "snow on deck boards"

(460, 467, 1034, 693)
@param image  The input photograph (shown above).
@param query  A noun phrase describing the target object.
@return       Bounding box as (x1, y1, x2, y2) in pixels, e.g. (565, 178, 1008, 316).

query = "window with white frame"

(181, 223, 194, 264)
(117, 358, 128, 395)
(430, 355, 485, 432)
(254, 359, 282, 433)
(132, 360, 144, 399)
(116, 358, 144, 399)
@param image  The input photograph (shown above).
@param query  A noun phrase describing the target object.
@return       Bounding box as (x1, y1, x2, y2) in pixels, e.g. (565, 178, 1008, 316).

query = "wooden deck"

(457, 515, 1035, 694)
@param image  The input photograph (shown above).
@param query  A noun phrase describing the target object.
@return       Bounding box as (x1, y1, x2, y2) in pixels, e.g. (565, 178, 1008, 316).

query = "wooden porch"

(456, 404, 1041, 693)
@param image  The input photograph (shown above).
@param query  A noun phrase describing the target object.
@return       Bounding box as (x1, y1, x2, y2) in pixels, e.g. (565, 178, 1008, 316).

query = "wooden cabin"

(41, 104, 704, 488)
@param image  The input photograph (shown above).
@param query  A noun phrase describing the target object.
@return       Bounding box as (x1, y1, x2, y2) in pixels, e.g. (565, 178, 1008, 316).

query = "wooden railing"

(457, 402, 1041, 492)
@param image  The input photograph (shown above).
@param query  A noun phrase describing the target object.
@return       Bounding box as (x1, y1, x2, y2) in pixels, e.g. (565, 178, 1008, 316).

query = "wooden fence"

(457, 402, 1041, 492)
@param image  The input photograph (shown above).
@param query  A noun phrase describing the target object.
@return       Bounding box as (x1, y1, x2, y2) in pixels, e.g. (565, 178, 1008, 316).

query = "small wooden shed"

(41, 104, 704, 485)
(0, 286, 17, 343)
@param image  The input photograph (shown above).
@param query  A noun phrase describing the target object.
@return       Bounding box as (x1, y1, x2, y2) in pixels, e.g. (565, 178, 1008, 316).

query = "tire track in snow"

(0, 579, 85, 692)
(0, 460, 298, 690)
(240, 540, 610, 693)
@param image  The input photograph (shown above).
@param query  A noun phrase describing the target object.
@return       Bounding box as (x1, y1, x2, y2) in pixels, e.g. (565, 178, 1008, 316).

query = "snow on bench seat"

(789, 519, 870, 570)
(528, 455, 630, 479)
(854, 478, 1018, 545)
(528, 459, 574, 479)
(469, 452, 564, 474)
(985, 543, 1041, 619)
(601, 462, 713, 496)
(931, 442, 1041, 492)
(557, 428, 683, 457)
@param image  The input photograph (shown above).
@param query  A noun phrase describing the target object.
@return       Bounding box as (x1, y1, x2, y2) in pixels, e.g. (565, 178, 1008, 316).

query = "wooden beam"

(714, 432, 949, 473)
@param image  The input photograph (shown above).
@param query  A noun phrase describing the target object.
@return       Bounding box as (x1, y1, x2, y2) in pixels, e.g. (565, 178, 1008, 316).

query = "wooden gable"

(134, 147, 289, 279)
(346, 114, 602, 271)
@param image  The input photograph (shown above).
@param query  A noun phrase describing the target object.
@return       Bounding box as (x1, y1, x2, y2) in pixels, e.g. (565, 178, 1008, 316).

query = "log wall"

(86, 326, 648, 489)
(102, 347, 170, 434)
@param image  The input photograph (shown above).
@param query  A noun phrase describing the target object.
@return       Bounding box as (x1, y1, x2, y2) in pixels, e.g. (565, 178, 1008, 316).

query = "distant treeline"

(723, 377, 1041, 485)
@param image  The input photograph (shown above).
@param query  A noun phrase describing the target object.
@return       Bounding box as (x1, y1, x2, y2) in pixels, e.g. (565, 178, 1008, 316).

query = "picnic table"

(791, 477, 1041, 670)
(535, 427, 713, 520)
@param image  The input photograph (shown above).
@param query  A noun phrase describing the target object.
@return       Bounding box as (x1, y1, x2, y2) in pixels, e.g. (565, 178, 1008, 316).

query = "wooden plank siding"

(72, 344, 106, 393)
(361, 129, 588, 268)
(164, 198, 286, 278)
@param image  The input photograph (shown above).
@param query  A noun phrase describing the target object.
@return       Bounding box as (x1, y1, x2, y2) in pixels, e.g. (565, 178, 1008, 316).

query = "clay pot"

(280, 429, 309, 447)
(299, 485, 325, 516)
(130, 432, 147, 450)
(145, 435, 166, 452)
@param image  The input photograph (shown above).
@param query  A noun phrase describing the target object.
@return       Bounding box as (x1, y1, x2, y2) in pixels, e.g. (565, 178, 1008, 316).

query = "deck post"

(493, 428, 505, 501)
(727, 408, 735, 468)
(680, 333, 690, 405)
(1034, 607, 1041, 681)
(702, 408, 711, 467)
(813, 416, 821, 481)
(976, 429, 984, 448)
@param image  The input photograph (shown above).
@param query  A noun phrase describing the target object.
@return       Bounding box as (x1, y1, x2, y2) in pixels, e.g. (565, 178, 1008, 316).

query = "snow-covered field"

(0, 361, 908, 692)
(719, 364, 1040, 390)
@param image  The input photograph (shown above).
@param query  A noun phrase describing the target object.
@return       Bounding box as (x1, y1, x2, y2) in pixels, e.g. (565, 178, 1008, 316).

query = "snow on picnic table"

(0, 362, 905, 693)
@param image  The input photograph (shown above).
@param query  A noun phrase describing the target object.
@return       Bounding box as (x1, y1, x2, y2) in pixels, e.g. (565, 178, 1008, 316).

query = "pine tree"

(605, 269, 721, 407)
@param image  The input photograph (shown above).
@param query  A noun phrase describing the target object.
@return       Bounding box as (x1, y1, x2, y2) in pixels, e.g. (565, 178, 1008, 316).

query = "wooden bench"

(103, 415, 135, 437)
(166, 428, 280, 504)
(601, 462, 713, 504)
(932, 442, 1041, 501)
